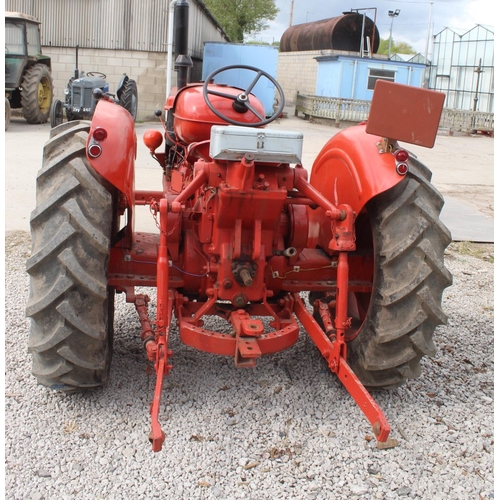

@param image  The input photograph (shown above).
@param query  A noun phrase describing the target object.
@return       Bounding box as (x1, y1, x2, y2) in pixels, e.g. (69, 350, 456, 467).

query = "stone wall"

(276, 51, 322, 115)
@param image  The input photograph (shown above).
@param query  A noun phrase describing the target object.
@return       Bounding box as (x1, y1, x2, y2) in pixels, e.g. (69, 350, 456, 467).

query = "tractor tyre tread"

(119, 79, 138, 121)
(21, 63, 53, 124)
(347, 156, 452, 389)
(26, 121, 114, 392)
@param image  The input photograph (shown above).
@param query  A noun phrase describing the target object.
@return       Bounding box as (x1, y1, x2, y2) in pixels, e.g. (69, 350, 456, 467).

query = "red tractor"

(26, 1, 451, 452)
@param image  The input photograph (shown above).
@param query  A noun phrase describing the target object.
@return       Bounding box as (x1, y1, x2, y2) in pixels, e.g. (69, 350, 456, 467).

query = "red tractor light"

(88, 143, 102, 158)
(92, 127, 108, 141)
(143, 129, 163, 153)
(396, 162, 408, 175)
(394, 148, 409, 163)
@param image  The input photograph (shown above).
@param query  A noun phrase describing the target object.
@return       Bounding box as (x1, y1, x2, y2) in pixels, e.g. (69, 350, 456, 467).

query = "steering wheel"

(87, 71, 107, 79)
(202, 65, 285, 127)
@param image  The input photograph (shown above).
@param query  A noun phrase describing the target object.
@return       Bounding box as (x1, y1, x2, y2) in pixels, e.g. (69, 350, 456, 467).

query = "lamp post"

(473, 59, 484, 111)
(388, 9, 400, 59)
(424, 3, 433, 66)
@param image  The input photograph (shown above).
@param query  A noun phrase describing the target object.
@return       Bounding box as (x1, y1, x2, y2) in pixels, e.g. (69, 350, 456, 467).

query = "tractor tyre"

(21, 63, 53, 124)
(26, 121, 116, 392)
(119, 79, 138, 121)
(312, 157, 452, 389)
(5, 97, 11, 130)
(50, 98, 64, 128)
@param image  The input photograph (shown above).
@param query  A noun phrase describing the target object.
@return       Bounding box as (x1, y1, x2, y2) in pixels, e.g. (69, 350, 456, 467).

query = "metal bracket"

(231, 309, 263, 368)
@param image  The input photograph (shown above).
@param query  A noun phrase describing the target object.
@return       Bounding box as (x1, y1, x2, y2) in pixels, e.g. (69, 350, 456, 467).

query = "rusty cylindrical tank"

(280, 12, 380, 53)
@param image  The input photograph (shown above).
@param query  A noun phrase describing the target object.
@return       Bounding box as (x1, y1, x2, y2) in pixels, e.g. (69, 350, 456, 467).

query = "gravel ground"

(5, 231, 494, 500)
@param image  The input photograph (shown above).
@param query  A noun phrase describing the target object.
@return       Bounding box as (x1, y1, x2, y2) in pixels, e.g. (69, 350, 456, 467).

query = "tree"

(245, 40, 281, 47)
(378, 38, 416, 55)
(204, 0, 279, 43)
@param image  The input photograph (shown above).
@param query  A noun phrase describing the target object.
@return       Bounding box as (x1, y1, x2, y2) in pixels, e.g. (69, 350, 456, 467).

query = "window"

(26, 22, 41, 56)
(5, 22, 26, 55)
(367, 69, 396, 90)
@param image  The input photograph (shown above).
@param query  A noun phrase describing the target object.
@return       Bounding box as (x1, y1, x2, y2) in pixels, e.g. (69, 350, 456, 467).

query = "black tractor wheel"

(50, 98, 64, 128)
(5, 97, 11, 130)
(119, 79, 138, 121)
(311, 156, 452, 389)
(21, 63, 53, 124)
(26, 121, 116, 392)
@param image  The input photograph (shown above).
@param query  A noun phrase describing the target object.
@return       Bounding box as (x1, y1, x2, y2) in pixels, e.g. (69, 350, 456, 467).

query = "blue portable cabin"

(314, 54, 426, 100)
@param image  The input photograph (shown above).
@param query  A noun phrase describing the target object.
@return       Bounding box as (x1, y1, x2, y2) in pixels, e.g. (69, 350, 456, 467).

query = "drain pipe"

(351, 60, 358, 99)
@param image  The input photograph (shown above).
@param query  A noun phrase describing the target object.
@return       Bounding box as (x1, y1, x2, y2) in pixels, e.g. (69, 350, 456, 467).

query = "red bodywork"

(86, 83, 409, 452)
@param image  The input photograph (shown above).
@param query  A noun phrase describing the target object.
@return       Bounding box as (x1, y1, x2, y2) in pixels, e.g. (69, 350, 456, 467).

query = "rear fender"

(307, 123, 404, 249)
(86, 99, 136, 212)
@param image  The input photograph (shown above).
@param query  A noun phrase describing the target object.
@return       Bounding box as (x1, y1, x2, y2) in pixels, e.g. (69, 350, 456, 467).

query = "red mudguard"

(86, 99, 137, 210)
(307, 122, 404, 250)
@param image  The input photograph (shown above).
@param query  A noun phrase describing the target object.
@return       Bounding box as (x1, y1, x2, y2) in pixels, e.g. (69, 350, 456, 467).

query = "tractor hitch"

(134, 286, 391, 449)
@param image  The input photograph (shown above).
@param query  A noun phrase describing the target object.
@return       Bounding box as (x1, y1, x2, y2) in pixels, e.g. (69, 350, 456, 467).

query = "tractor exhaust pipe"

(174, 0, 193, 90)
(74, 44, 79, 79)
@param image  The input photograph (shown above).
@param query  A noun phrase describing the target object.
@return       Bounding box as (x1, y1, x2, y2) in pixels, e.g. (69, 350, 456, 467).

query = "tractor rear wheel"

(26, 121, 115, 392)
(21, 63, 53, 124)
(312, 157, 452, 389)
(119, 79, 138, 121)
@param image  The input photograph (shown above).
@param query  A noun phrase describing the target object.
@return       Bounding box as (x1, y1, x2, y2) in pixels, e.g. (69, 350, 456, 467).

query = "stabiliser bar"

(293, 285, 391, 442)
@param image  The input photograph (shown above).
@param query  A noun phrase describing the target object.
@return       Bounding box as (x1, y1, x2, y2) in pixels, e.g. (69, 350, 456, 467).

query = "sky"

(253, 0, 493, 55)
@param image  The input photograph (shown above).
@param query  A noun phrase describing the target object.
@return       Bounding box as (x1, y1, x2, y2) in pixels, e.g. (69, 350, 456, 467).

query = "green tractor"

(5, 11, 53, 129)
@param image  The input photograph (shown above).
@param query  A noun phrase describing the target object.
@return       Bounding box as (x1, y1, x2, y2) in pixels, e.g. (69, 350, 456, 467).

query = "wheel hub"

(37, 77, 51, 113)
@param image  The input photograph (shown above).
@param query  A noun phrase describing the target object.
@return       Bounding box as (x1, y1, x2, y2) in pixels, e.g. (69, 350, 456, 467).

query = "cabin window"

(367, 69, 396, 90)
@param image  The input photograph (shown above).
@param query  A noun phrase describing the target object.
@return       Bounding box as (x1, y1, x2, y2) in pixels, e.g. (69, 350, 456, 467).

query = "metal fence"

(296, 93, 494, 135)
(295, 94, 370, 123)
(439, 108, 494, 135)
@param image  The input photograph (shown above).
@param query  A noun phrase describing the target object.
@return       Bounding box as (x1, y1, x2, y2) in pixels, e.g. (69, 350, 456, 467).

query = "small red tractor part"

(26, 1, 452, 452)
